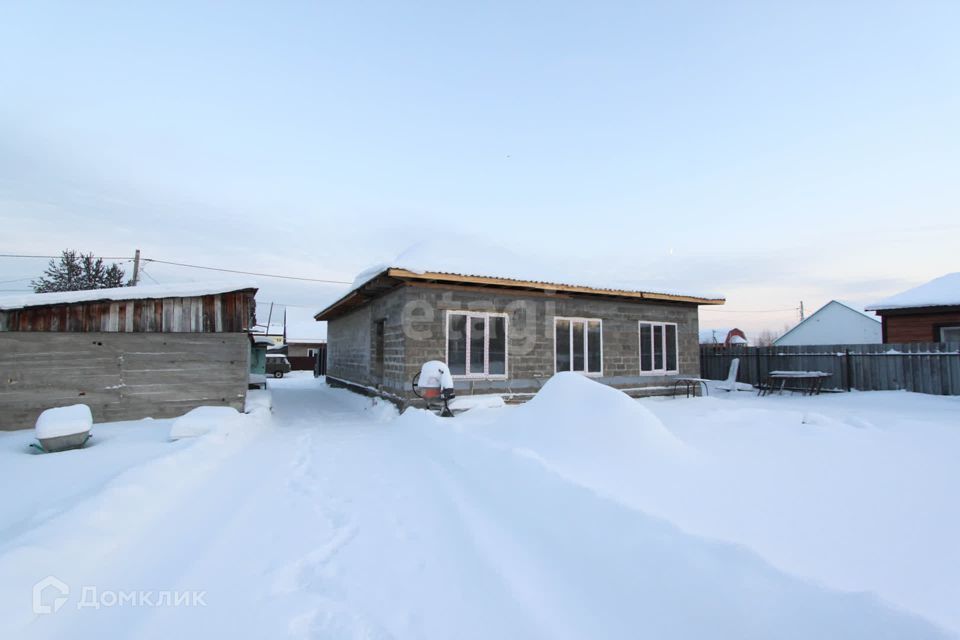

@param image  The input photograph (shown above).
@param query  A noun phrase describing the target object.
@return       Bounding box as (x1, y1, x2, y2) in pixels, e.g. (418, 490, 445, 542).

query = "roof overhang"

(0, 286, 258, 312)
(869, 304, 960, 315)
(315, 268, 725, 321)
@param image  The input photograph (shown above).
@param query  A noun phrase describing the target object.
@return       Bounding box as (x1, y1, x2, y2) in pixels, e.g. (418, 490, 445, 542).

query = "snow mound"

(521, 372, 686, 453)
(169, 406, 242, 440)
(245, 390, 273, 414)
(35, 404, 92, 439)
(477, 373, 691, 480)
(365, 397, 400, 422)
(449, 394, 506, 412)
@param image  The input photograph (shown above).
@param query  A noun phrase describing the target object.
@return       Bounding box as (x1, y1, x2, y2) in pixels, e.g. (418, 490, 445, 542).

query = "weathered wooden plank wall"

(700, 343, 960, 395)
(0, 291, 254, 333)
(0, 332, 250, 430)
(880, 310, 960, 342)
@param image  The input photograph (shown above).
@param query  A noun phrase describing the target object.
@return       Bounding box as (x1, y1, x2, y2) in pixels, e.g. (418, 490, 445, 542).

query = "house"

(699, 327, 748, 347)
(774, 300, 881, 346)
(865, 273, 960, 343)
(0, 282, 257, 430)
(283, 306, 327, 372)
(315, 258, 725, 404)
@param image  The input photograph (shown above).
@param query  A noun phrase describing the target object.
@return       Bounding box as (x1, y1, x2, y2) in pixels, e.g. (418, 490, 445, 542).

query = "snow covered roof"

(320, 241, 724, 319)
(865, 273, 960, 311)
(0, 282, 257, 311)
(284, 306, 327, 343)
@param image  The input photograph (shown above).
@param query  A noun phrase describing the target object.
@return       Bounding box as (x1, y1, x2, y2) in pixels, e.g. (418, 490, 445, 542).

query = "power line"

(139, 265, 161, 285)
(0, 253, 132, 260)
(1, 252, 350, 285)
(706, 308, 799, 313)
(143, 258, 351, 284)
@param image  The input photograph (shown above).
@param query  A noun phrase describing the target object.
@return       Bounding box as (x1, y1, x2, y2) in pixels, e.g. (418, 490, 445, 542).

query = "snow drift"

(469, 373, 693, 504)
(169, 406, 242, 440)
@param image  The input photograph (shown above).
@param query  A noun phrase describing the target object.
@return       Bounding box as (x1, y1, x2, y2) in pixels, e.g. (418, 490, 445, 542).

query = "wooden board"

(0, 332, 250, 430)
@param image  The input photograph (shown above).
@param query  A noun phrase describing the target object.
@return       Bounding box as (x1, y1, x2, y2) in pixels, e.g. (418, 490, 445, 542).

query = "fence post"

(845, 349, 852, 392)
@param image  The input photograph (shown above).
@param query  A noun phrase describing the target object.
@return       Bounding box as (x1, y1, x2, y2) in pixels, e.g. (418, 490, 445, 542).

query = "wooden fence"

(700, 343, 960, 395)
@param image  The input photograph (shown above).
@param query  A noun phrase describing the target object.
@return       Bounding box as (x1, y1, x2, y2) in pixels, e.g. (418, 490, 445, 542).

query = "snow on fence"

(700, 343, 960, 395)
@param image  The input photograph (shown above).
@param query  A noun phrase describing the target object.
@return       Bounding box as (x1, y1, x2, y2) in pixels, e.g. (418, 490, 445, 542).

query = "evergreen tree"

(32, 250, 128, 293)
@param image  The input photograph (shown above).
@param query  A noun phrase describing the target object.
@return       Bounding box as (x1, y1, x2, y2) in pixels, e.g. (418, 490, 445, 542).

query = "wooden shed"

(0, 283, 257, 430)
(866, 273, 960, 343)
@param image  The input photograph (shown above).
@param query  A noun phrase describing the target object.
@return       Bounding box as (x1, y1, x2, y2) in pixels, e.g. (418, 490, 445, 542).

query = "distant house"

(0, 283, 257, 430)
(865, 273, 960, 343)
(284, 307, 327, 372)
(774, 301, 880, 346)
(699, 327, 748, 347)
(316, 262, 724, 404)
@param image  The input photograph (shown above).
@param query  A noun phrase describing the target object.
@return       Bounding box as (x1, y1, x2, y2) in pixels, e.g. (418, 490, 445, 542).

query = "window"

(940, 326, 960, 342)
(639, 321, 678, 374)
(307, 348, 318, 358)
(555, 317, 602, 375)
(446, 311, 508, 377)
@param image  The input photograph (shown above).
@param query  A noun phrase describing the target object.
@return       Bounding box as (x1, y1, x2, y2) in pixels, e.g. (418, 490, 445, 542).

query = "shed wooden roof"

(0, 286, 257, 333)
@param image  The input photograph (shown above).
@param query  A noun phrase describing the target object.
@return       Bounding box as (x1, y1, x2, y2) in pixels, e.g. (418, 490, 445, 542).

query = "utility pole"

(131, 249, 141, 286)
(799, 301, 805, 321)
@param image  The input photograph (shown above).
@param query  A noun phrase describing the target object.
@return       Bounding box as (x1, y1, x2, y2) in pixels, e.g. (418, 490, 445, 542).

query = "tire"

(273, 371, 284, 379)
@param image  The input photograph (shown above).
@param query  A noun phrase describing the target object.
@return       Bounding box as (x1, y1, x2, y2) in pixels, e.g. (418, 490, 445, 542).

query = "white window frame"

(307, 348, 319, 358)
(553, 317, 603, 376)
(638, 321, 679, 375)
(445, 311, 509, 379)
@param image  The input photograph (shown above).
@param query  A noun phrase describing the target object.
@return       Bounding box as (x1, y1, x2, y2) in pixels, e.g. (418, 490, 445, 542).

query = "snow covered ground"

(1, 372, 957, 639)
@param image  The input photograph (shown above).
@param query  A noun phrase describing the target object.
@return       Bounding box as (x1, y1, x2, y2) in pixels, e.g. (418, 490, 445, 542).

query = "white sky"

(2, 2, 957, 337)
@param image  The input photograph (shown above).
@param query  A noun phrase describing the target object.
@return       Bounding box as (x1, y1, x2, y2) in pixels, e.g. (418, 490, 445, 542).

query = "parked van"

(265, 354, 292, 378)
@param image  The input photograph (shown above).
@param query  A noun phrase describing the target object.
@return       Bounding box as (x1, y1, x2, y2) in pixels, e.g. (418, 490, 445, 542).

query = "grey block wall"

(326, 283, 701, 401)
(325, 288, 408, 394)
(0, 332, 250, 430)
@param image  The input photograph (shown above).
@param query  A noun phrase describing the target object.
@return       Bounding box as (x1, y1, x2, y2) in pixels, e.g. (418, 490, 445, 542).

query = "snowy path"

(1, 374, 955, 639)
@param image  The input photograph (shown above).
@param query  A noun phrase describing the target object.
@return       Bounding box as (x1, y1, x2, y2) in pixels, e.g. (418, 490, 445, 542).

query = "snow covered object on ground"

(35, 404, 93, 439)
(244, 389, 273, 413)
(34, 404, 93, 452)
(168, 406, 242, 440)
(447, 394, 506, 412)
(473, 372, 691, 470)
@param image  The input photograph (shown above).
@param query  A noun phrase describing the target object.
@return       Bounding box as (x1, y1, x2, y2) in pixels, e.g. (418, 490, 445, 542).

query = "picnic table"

(758, 371, 832, 396)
